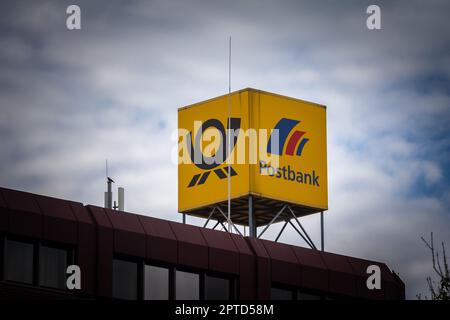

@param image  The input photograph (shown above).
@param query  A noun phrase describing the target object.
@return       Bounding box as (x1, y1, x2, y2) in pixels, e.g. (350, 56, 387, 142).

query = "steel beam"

(203, 207, 216, 228)
(216, 206, 243, 236)
(288, 206, 317, 250)
(321, 211, 324, 251)
(275, 220, 288, 242)
(258, 204, 287, 238)
(287, 220, 314, 249)
(248, 195, 257, 237)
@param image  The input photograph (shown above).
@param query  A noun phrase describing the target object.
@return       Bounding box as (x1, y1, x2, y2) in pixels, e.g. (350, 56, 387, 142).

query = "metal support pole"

(106, 179, 113, 209)
(215, 206, 243, 236)
(287, 220, 314, 249)
(219, 221, 228, 231)
(182, 213, 186, 224)
(248, 195, 256, 237)
(203, 207, 216, 228)
(212, 221, 220, 230)
(227, 36, 232, 233)
(288, 206, 317, 250)
(321, 211, 324, 251)
(257, 204, 287, 239)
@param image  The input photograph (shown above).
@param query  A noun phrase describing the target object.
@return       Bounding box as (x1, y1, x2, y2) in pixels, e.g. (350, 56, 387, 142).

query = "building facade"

(0, 187, 405, 300)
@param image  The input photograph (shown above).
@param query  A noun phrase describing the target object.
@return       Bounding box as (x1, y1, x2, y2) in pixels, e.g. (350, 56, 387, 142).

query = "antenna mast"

(105, 160, 113, 209)
(104, 160, 124, 211)
(227, 36, 232, 232)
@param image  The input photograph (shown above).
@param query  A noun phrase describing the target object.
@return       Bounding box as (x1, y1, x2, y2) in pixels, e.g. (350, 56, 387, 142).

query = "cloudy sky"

(1, 0, 449, 299)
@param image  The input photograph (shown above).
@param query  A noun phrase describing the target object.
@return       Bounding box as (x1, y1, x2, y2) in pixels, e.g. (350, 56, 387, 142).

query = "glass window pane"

(175, 270, 199, 300)
(271, 287, 293, 300)
(205, 275, 229, 300)
(113, 259, 138, 300)
(4, 239, 34, 284)
(144, 265, 169, 300)
(39, 246, 67, 289)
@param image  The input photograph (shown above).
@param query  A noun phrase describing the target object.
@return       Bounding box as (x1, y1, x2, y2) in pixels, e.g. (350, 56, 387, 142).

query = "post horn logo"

(186, 118, 241, 188)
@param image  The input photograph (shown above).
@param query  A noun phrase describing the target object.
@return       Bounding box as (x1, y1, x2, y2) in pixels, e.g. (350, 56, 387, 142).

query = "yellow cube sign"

(178, 88, 328, 217)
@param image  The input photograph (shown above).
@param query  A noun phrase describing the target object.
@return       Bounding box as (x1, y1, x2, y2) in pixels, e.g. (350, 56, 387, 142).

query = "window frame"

(296, 287, 324, 300)
(270, 285, 295, 300)
(1, 234, 74, 291)
(271, 283, 328, 300)
(0, 234, 4, 281)
(112, 255, 142, 300)
(204, 272, 235, 300)
(110, 256, 237, 301)
(143, 263, 171, 301)
(174, 267, 202, 300)
(3, 235, 37, 286)
(37, 241, 73, 290)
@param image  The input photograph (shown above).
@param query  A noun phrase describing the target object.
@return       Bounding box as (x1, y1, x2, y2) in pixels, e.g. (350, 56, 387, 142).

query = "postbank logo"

(267, 118, 309, 157)
(261, 117, 319, 187)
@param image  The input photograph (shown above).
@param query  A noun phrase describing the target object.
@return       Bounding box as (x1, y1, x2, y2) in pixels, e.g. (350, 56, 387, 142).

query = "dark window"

(175, 270, 199, 300)
(4, 239, 34, 284)
(0, 236, 4, 280)
(113, 259, 138, 300)
(39, 245, 68, 289)
(297, 290, 322, 300)
(271, 287, 294, 300)
(205, 275, 229, 300)
(144, 265, 169, 300)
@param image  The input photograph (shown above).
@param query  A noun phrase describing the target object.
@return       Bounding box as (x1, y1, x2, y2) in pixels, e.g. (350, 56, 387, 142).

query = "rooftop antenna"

(104, 160, 114, 209)
(227, 36, 232, 233)
(118, 187, 125, 211)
